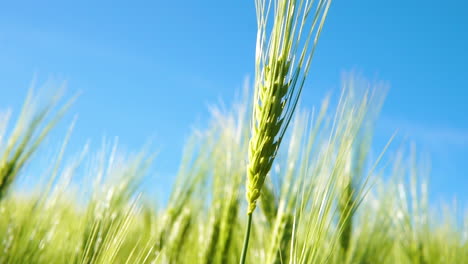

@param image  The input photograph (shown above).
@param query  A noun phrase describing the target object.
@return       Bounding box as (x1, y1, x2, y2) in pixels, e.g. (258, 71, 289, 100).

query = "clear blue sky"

(0, 1, 466, 205)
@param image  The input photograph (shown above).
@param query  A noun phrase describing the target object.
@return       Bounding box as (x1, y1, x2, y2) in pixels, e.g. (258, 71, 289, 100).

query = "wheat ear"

(247, 0, 331, 214)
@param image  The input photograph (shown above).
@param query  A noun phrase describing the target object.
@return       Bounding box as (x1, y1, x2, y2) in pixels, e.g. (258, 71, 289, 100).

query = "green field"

(0, 0, 466, 263)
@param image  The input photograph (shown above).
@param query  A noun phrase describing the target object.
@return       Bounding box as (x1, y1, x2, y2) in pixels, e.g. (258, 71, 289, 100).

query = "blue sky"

(0, 0, 466, 205)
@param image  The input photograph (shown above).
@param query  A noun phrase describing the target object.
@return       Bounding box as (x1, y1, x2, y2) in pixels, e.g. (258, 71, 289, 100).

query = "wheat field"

(0, 0, 466, 263)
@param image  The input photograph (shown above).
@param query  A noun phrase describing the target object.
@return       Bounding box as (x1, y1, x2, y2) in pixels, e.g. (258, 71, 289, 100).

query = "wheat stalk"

(241, 0, 331, 263)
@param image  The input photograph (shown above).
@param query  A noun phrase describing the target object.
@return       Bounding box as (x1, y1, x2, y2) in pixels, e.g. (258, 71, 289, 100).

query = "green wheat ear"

(246, 0, 332, 214)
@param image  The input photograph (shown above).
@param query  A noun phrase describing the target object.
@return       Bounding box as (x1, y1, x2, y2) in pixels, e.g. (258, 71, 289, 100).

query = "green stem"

(239, 213, 253, 264)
